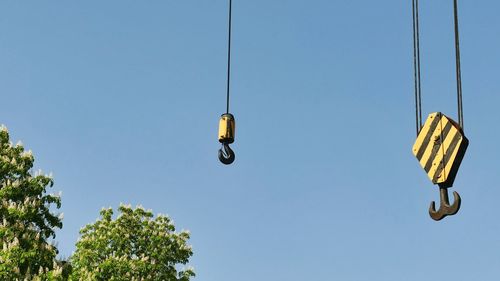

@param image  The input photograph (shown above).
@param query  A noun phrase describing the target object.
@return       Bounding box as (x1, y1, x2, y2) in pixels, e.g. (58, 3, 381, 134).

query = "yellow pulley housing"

(218, 113, 235, 144)
(412, 112, 469, 187)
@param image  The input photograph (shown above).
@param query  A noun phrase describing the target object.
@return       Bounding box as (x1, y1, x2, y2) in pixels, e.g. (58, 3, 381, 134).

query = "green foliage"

(0, 126, 64, 280)
(0, 125, 195, 280)
(71, 205, 195, 281)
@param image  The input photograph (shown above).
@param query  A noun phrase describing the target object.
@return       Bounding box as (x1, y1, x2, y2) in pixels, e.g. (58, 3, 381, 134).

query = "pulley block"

(412, 112, 468, 188)
(218, 113, 235, 144)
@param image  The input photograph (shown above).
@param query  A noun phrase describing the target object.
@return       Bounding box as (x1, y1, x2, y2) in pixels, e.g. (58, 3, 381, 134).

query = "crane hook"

(218, 143, 235, 165)
(429, 186, 461, 221)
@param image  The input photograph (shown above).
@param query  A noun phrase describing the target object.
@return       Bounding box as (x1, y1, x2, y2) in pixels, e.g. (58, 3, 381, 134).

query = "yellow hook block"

(412, 112, 468, 187)
(218, 113, 235, 144)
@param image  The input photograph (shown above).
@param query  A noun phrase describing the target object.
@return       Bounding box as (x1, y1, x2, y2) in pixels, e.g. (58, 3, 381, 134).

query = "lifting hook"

(218, 143, 235, 165)
(429, 185, 461, 221)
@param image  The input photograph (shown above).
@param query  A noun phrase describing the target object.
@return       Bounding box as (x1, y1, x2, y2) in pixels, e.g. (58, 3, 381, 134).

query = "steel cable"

(453, 0, 464, 130)
(226, 0, 232, 114)
(412, 0, 423, 135)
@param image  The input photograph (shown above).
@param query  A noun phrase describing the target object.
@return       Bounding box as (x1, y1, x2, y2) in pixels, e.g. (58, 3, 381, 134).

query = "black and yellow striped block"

(412, 112, 468, 187)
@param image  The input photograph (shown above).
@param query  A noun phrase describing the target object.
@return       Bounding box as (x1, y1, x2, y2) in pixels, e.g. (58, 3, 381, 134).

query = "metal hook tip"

(448, 191, 461, 215)
(429, 202, 446, 221)
(429, 201, 446, 221)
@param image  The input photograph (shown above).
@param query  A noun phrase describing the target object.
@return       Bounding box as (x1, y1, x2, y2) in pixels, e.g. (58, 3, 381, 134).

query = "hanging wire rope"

(453, 0, 464, 129)
(225, 0, 232, 114)
(412, 0, 423, 136)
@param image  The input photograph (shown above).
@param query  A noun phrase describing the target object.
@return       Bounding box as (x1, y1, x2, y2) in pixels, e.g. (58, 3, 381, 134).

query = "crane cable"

(453, 0, 464, 130)
(412, 0, 465, 136)
(412, 0, 423, 135)
(226, 0, 232, 114)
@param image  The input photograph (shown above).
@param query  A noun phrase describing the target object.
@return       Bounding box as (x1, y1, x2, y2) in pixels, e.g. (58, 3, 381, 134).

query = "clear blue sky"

(1, 1, 500, 280)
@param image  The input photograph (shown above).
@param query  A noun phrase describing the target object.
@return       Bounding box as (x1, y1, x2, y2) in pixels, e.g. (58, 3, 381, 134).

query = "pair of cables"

(413, 0, 464, 134)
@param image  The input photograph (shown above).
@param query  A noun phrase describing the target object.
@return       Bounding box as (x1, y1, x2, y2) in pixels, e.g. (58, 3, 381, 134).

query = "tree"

(0, 125, 65, 280)
(71, 204, 195, 281)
